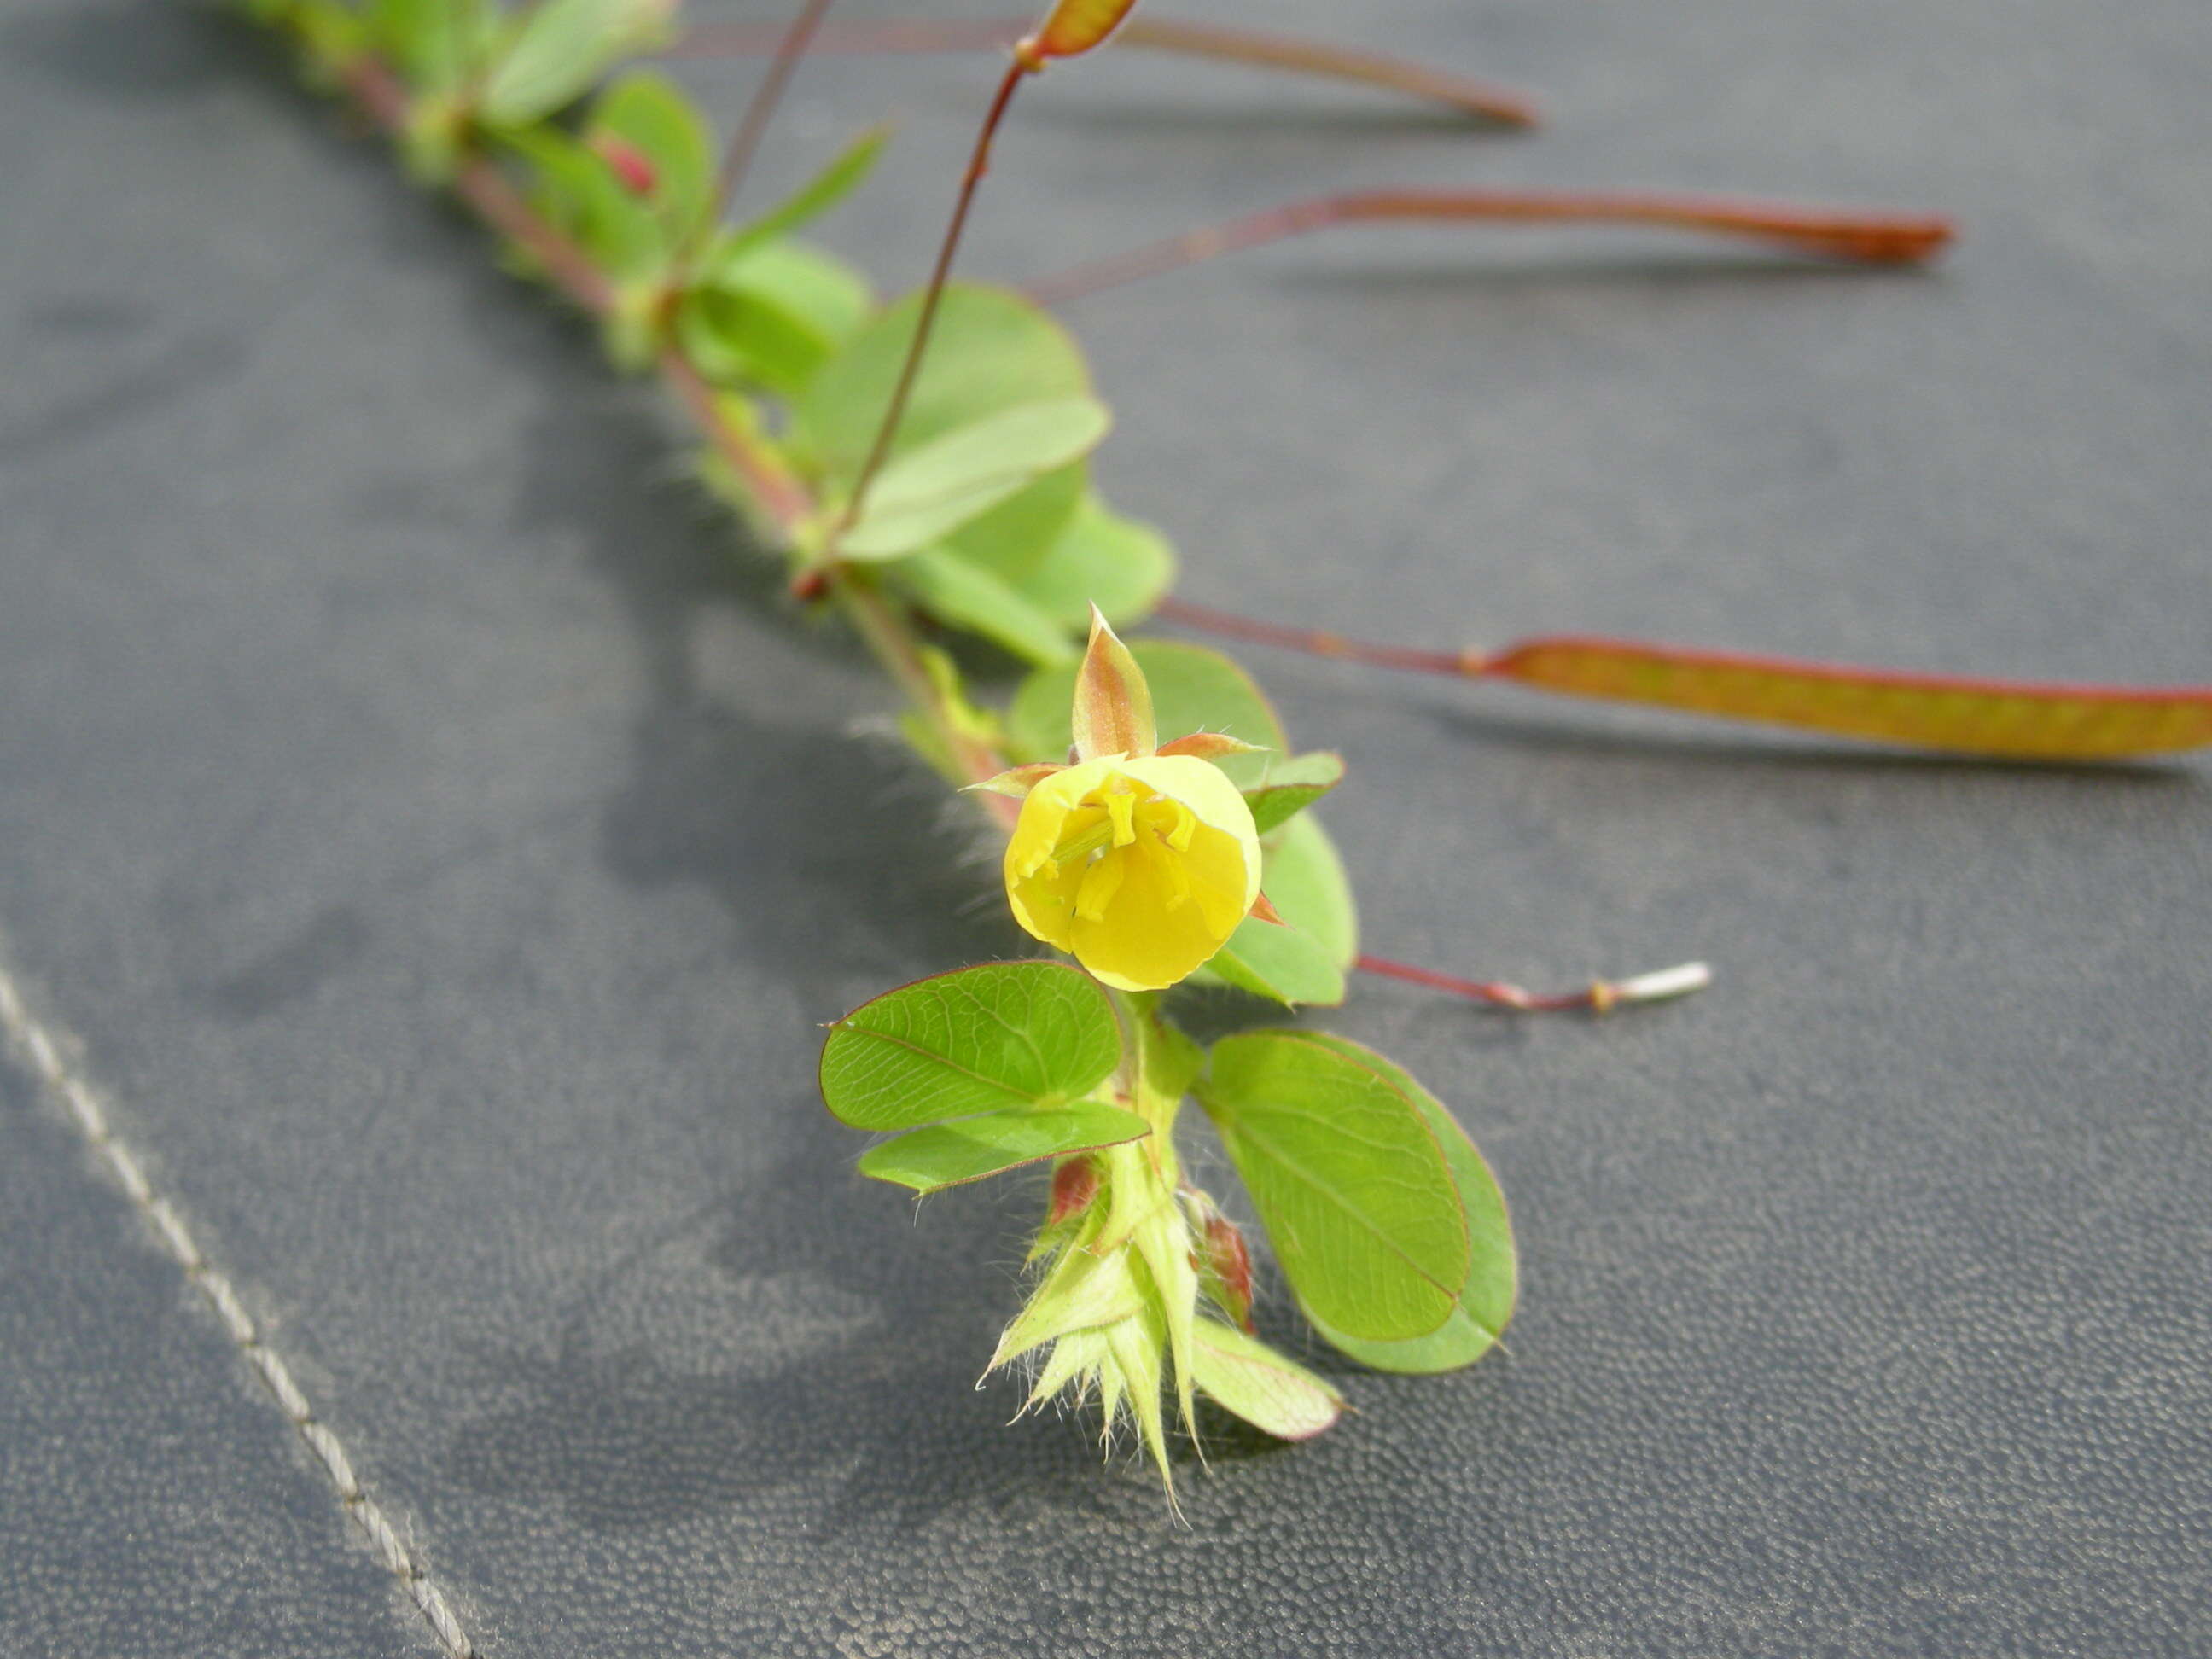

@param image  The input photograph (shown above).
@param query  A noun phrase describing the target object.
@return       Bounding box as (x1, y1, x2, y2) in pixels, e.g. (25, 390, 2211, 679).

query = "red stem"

(1156, 597, 1474, 678)
(701, 0, 840, 236)
(1355, 953, 1605, 1012)
(1027, 188, 1955, 305)
(829, 55, 1031, 544)
(346, 59, 616, 312)
(669, 16, 1540, 125)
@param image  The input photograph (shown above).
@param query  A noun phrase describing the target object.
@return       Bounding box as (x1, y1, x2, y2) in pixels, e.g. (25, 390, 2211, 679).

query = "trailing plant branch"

(1159, 599, 2212, 760)
(670, 15, 1540, 125)
(1025, 187, 1956, 305)
(331, 38, 1011, 814)
(341, 60, 616, 307)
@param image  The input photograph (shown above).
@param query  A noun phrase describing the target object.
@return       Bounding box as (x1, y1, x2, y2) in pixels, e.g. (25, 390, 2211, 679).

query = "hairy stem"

(1027, 188, 1955, 304)
(670, 15, 1540, 125)
(338, 51, 1005, 816)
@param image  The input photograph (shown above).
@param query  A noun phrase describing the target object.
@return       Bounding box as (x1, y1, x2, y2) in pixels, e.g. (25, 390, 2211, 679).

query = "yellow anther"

(1074, 853, 1126, 923)
(1104, 789, 1138, 848)
(1162, 801, 1196, 853)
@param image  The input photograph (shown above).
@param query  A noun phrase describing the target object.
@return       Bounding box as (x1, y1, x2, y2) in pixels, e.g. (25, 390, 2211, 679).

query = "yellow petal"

(1003, 754, 1262, 991)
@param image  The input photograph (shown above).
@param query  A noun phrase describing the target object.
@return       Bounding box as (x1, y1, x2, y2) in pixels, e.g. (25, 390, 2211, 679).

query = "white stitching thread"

(0, 954, 476, 1658)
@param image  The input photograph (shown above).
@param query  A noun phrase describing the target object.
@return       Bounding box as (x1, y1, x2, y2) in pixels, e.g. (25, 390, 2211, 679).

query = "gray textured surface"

(2, 0, 2209, 1655)
(0, 1064, 434, 1658)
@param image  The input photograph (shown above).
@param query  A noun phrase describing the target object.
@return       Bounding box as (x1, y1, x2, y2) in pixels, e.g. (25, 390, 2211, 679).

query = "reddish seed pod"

(591, 132, 658, 198)
(1047, 1155, 1100, 1225)
(1016, 0, 1140, 67)
(1200, 1210, 1255, 1331)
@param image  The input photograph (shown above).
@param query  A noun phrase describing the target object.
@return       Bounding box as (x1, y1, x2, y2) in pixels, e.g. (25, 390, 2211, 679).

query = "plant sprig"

(238, 0, 2211, 1498)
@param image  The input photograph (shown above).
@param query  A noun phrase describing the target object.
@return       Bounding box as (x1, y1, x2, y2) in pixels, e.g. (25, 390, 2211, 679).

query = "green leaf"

(1197, 1030, 1468, 1343)
(585, 69, 713, 242)
(1292, 1035, 1516, 1372)
(937, 464, 1088, 585)
(856, 1103, 1150, 1194)
(838, 398, 1112, 560)
(499, 125, 666, 282)
(1191, 812, 1358, 1005)
(281, 0, 371, 70)
(1202, 913, 1346, 1008)
(480, 0, 671, 129)
(1010, 642, 1288, 787)
(890, 548, 1080, 667)
(366, 0, 495, 90)
(1244, 751, 1344, 835)
(1000, 494, 1177, 632)
(725, 125, 890, 261)
(1189, 1319, 1343, 1441)
(820, 962, 1122, 1132)
(677, 239, 872, 397)
(1260, 812, 1358, 968)
(794, 285, 1092, 483)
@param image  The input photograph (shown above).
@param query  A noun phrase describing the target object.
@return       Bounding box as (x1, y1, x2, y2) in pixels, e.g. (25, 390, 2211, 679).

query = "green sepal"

(992, 1235, 1146, 1371)
(1190, 1320, 1343, 1441)
(1010, 641, 1287, 787)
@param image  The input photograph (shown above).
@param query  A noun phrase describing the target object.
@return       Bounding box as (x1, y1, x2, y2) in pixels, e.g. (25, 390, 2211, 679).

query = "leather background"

(1, 0, 2207, 1654)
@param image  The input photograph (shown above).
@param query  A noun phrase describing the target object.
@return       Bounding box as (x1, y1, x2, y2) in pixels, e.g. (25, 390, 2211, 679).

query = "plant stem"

(827, 55, 1031, 546)
(699, 0, 840, 241)
(1357, 952, 1711, 1013)
(1027, 188, 1955, 305)
(1155, 596, 1475, 677)
(337, 50, 1005, 816)
(302, 34, 1693, 999)
(669, 15, 1540, 125)
(344, 60, 616, 311)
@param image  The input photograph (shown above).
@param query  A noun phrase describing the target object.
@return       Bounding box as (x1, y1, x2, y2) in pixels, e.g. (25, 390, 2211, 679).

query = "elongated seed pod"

(1018, 0, 1139, 65)
(1481, 637, 2212, 759)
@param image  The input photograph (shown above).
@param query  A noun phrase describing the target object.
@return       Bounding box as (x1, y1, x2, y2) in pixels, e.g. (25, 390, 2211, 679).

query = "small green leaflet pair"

(769, 284, 1176, 661)
(353, 0, 1184, 668)
(470, 59, 1177, 660)
(818, 961, 1517, 1379)
(359, 0, 672, 130)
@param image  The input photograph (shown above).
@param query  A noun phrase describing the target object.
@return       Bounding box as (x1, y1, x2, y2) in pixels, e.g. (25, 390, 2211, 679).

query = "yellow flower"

(1004, 753, 1260, 992)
